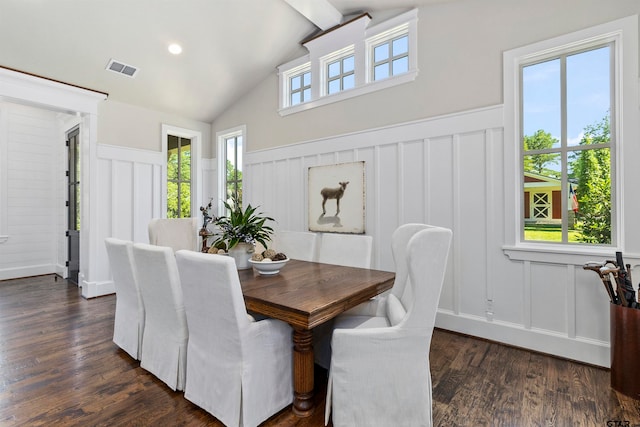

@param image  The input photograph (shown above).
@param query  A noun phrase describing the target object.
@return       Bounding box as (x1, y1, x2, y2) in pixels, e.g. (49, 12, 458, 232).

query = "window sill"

(502, 243, 630, 265)
(278, 69, 418, 117)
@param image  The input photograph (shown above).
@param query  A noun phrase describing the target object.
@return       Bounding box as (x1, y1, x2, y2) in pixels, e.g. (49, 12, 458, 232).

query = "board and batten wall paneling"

(97, 144, 163, 241)
(94, 144, 163, 285)
(94, 144, 216, 289)
(243, 105, 612, 366)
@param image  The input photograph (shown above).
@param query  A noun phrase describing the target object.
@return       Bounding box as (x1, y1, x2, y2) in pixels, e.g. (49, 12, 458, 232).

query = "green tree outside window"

(167, 136, 191, 218)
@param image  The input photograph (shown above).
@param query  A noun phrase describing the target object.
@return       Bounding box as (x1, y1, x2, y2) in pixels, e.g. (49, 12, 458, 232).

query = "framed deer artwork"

(308, 161, 365, 234)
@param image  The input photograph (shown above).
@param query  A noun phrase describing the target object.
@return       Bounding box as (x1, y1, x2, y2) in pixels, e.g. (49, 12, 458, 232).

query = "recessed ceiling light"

(168, 43, 183, 55)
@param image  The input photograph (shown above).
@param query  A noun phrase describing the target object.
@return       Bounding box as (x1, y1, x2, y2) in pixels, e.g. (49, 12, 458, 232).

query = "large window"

(162, 124, 201, 221)
(521, 45, 612, 245)
(503, 16, 638, 261)
(167, 135, 191, 218)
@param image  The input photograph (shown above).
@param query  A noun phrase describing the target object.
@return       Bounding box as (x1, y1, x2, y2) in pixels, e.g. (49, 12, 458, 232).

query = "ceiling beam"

(283, 0, 343, 31)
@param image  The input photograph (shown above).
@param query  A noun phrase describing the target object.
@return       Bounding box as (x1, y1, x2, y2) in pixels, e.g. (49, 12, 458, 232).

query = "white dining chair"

(314, 225, 424, 369)
(313, 232, 373, 368)
(104, 237, 144, 360)
(272, 230, 318, 261)
(317, 233, 373, 268)
(324, 225, 452, 427)
(148, 217, 199, 252)
(132, 243, 188, 391)
(339, 223, 434, 318)
(175, 250, 293, 427)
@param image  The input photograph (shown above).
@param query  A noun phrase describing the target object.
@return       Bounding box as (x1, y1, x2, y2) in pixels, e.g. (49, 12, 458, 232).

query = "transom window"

(327, 54, 355, 94)
(521, 44, 613, 245)
(290, 70, 311, 106)
(277, 9, 418, 115)
(372, 34, 409, 81)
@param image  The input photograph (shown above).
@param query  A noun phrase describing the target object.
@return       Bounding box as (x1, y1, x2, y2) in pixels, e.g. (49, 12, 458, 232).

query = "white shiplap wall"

(243, 105, 614, 367)
(0, 103, 66, 280)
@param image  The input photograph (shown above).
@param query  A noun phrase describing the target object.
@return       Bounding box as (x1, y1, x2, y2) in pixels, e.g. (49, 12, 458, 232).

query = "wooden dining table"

(238, 259, 395, 417)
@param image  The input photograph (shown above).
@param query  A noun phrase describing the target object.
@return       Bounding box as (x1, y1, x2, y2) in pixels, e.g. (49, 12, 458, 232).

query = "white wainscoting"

(93, 144, 163, 296)
(243, 105, 612, 367)
(94, 144, 217, 296)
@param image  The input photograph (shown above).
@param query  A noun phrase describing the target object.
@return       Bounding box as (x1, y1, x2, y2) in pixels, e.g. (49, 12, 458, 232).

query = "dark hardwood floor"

(0, 275, 639, 426)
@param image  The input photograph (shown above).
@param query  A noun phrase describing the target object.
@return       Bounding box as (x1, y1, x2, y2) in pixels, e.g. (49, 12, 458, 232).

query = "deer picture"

(321, 181, 349, 215)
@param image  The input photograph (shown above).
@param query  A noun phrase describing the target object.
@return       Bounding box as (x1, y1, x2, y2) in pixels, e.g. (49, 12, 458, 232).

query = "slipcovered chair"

(317, 233, 373, 268)
(132, 243, 188, 391)
(148, 217, 199, 252)
(104, 237, 144, 360)
(314, 224, 428, 369)
(313, 232, 373, 368)
(272, 230, 318, 262)
(340, 223, 434, 318)
(175, 250, 293, 427)
(324, 225, 452, 427)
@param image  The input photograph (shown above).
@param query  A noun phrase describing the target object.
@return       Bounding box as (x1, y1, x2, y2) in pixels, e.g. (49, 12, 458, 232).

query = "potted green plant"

(212, 197, 275, 269)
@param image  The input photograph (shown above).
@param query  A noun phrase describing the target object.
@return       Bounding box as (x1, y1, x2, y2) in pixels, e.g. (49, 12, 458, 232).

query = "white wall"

(90, 144, 216, 290)
(241, 104, 636, 367)
(0, 102, 72, 280)
(99, 100, 213, 157)
(0, 94, 213, 296)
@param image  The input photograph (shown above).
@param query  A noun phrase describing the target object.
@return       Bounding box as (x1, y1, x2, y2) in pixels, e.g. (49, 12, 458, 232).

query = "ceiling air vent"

(106, 59, 139, 78)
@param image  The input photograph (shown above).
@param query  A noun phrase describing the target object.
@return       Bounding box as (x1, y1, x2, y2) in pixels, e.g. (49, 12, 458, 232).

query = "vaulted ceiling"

(1, 0, 449, 123)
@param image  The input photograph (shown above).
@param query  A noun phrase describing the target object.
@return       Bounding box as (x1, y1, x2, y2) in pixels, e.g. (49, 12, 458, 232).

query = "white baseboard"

(436, 309, 610, 368)
(55, 263, 67, 278)
(81, 278, 115, 299)
(0, 264, 56, 281)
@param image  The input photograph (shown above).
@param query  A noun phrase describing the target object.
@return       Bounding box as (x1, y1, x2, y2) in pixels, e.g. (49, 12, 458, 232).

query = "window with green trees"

(167, 135, 191, 218)
(521, 44, 612, 245)
(225, 134, 242, 211)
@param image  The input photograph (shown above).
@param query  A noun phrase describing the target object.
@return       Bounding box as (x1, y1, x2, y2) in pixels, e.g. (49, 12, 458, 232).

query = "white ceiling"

(1, 0, 448, 123)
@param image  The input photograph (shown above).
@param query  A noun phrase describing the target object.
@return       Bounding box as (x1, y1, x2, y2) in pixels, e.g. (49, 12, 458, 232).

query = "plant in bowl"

(212, 196, 275, 268)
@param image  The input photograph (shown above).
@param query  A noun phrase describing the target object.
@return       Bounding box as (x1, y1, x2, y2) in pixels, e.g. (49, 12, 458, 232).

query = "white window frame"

(280, 58, 311, 109)
(277, 8, 418, 116)
(366, 23, 410, 83)
(216, 125, 246, 215)
(503, 16, 638, 263)
(320, 46, 355, 96)
(161, 124, 202, 219)
(290, 69, 311, 106)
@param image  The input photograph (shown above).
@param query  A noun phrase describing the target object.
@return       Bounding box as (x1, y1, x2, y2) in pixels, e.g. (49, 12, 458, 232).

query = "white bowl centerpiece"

(249, 249, 289, 275)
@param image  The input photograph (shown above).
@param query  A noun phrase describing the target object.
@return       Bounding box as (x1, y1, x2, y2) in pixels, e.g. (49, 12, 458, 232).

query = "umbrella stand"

(610, 303, 640, 399)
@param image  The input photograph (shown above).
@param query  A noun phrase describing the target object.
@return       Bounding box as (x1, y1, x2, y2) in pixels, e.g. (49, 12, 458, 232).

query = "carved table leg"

(292, 327, 314, 417)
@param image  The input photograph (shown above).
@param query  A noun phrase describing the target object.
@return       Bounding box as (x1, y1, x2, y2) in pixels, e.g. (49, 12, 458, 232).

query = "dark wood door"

(67, 127, 80, 285)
